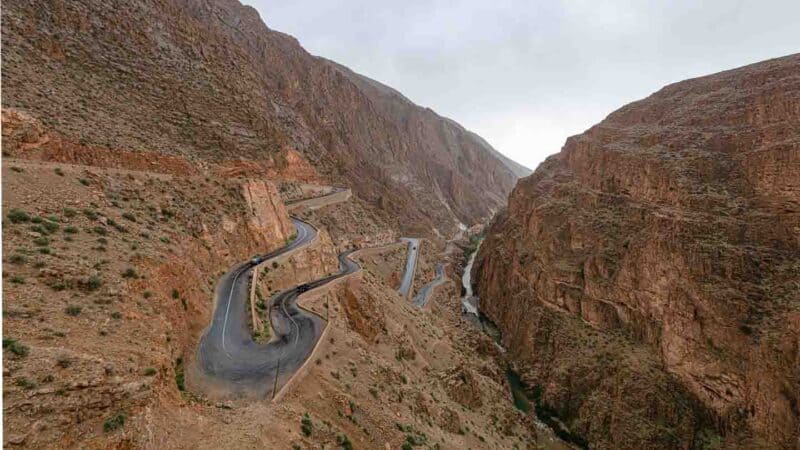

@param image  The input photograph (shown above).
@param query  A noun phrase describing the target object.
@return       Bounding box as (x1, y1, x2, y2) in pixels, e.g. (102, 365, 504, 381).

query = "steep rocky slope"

(2, 0, 523, 236)
(474, 54, 800, 448)
(1, 112, 546, 448)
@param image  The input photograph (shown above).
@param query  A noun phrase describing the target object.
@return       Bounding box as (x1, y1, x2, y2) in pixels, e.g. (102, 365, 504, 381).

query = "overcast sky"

(246, 0, 799, 170)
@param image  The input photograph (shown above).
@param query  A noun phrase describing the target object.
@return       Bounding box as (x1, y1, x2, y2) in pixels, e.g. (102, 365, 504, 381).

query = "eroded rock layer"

(475, 54, 800, 449)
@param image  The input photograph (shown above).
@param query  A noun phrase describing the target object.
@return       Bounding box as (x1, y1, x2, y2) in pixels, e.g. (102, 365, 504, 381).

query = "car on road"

(251, 256, 263, 265)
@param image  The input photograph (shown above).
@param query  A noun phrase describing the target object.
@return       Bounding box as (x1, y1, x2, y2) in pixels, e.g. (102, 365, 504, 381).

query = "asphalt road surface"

(196, 218, 359, 398)
(412, 263, 445, 308)
(398, 237, 420, 298)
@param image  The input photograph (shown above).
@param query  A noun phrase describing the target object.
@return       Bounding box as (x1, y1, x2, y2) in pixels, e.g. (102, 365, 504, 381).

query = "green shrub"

(107, 219, 128, 233)
(93, 226, 108, 236)
(63, 207, 76, 217)
(9, 254, 27, 265)
(174, 358, 185, 391)
(30, 224, 47, 234)
(43, 221, 59, 232)
(54, 167, 65, 176)
(103, 413, 126, 432)
(15, 378, 36, 390)
(7, 209, 30, 223)
(38, 247, 51, 255)
(33, 237, 50, 246)
(65, 305, 82, 316)
(10, 276, 25, 284)
(122, 212, 136, 222)
(111, 311, 122, 320)
(143, 367, 157, 376)
(33, 261, 45, 268)
(78, 178, 90, 186)
(85, 275, 103, 291)
(142, 291, 153, 299)
(337, 433, 353, 450)
(83, 209, 98, 220)
(31, 216, 43, 224)
(301, 413, 313, 436)
(3, 338, 29, 357)
(171, 289, 180, 299)
(11, 166, 24, 173)
(121, 268, 137, 279)
(63, 226, 78, 234)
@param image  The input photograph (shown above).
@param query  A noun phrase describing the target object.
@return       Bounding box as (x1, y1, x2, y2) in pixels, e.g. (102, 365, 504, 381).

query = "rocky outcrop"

(441, 365, 483, 410)
(1, 0, 524, 237)
(241, 180, 294, 247)
(341, 279, 386, 342)
(475, 54, 800, 448)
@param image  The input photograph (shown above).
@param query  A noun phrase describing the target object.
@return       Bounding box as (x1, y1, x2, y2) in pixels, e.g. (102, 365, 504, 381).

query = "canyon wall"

(2, 0, 525, 237)
(475, 54, 800, 448)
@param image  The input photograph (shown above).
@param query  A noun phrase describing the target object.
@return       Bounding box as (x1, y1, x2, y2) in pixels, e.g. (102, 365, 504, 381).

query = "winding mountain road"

(397, 237, 420, 298)
(412, 263, 446, 308)
(196, 218, 360, 398)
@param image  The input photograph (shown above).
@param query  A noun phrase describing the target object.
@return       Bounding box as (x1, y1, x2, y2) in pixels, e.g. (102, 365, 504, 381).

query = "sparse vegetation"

(9, 254, 27, 265)
(7, 209, 30, 223)
(337, 433, 353, 450)
(3, 338, 29, 357)
(121, 268, 138, 279)
(103, 413, 126, 432)
(174, 358, 186, 391)
(65, 305, 82, 316)
(15, 378, 37, 390)
(43, 220, 60, 233)
(83, 209, 98, 220)
(144, 367, 157, 376)
(301, 413, 313, 436)
(85, 275, 103, 291)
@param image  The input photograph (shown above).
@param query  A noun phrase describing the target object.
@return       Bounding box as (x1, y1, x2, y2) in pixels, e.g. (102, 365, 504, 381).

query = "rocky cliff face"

(2, 0, 524, 236)
(475, 54, 800, 448)
(241, 180, 293, 247)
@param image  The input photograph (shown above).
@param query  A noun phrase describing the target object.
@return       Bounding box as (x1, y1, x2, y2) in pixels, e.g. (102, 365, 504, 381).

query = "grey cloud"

(250, 0, 800, 169)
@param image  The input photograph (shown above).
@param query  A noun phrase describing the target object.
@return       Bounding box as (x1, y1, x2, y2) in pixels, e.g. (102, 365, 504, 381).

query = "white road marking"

(220, 267, 243, 358)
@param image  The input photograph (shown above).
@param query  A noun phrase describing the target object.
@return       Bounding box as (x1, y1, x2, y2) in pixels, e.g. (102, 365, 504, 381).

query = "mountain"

(474, 54, 800, 448)
(1, 0, 523, 237)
